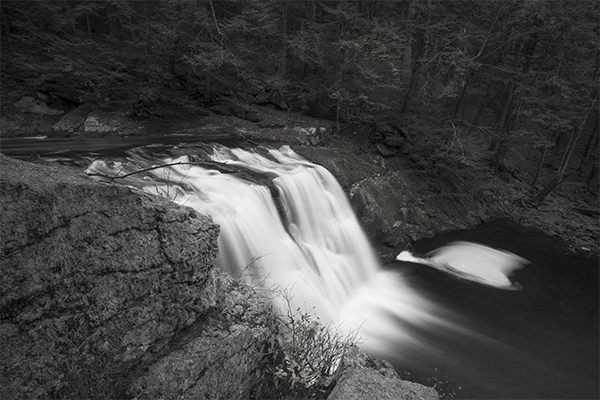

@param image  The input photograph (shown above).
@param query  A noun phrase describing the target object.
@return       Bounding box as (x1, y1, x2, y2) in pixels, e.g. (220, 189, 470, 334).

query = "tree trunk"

(578, 121, 599, 171)
(521, 33, 538, 74)
(469, 102, 485, 134)
(586, 163, 599, 194)
(204, 70, 211, 104)
(535, 94, 598, 202)
(496, 84, 514, 129)
(401, 26, 425, 113)
(534, 175, 563, 203)
(531, 144, 548, 187)
(451, 76, 469, 122)
(1, 3, 12, 41)
(106, 2, 122, 41)
(306, 0, 316, 22)
(301, 0, 316, 78)
(550, 131, 568, 168)
(278, 0, 288, 76)
(336, 100, 340, 133)
(62, 0, 75, 36)
(86, 12, 92, 39)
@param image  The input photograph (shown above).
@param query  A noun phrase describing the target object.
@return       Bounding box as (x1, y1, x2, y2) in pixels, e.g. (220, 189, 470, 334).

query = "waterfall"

(87, 144, 446, 356)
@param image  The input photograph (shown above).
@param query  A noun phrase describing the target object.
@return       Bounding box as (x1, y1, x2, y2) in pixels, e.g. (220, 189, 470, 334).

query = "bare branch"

(86, 161, 196, 181)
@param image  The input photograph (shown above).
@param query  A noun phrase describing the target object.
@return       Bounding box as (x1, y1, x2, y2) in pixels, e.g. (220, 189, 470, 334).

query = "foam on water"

(397, 241, 529, 290)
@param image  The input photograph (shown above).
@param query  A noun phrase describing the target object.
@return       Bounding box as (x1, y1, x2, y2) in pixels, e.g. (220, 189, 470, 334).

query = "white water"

(86, 145, 453, 356)
(396, 241, 529, 290)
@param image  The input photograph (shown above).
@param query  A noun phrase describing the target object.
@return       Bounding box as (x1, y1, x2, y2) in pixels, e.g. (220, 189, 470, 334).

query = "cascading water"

(86, 144, 448, 356)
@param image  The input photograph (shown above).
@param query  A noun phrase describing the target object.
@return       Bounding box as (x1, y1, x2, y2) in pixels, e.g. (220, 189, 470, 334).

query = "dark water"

(391, 222, 599, 399)
(0, 134, 250, 163)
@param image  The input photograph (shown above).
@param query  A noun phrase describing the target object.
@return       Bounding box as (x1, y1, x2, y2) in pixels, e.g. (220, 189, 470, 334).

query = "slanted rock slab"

(328, 347, 439, 400)
(0, 155, 277, 400)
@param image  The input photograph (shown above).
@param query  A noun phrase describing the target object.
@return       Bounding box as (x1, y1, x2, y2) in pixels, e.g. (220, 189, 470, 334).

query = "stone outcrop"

(51, 104, 95, 136)
(51, 106, 143, 137)
(348, 169, 491, 251)
(295, 146, 519, 258)
(0, 155, 277, 399)
(329, 347, 439, 400)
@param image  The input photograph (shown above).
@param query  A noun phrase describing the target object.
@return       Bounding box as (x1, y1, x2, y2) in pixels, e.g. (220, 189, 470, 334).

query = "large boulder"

(348, 169, 493, 256)
(0, 155, 277, 399)
(52, 106, 143, 137)
(293, 146, 499, 258)
(51, 104, 94, 136)
(328, 347, 439, 400)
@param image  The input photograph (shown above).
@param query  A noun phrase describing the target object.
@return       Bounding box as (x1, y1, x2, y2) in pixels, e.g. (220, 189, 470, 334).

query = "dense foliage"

(1, 0, 598, 199)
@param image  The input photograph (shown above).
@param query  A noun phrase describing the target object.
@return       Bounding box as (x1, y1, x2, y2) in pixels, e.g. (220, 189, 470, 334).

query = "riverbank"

(2, 99, 597, 257)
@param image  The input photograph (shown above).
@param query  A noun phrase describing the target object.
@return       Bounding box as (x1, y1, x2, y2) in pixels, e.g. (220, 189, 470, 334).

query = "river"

(390, 221, 599, 399)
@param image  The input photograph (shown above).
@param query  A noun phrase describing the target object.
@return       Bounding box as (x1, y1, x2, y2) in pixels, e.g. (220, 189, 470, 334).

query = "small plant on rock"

(250, 287, 361, 399)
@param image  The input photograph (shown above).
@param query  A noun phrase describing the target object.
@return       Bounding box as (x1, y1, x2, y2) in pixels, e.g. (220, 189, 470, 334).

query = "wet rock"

(52, 107, 143, 137)
(253, 86, 290, 111)
(348, 169, 491, 257)
(83, 110, 127, 136)
(349, 173, 414, 249)
(294, 126, 327, 146)
(52, 104, 94, 137)
(0, 155, 277, 400)
(291, 146, 498, 257)
(328, 347, 439, 400)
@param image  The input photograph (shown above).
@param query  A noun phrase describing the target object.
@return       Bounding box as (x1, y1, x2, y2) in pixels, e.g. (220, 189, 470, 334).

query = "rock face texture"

(295, 146, 516, 258)
(51, 105, 143, 137)
(348, 169, 491, 251)
(329, 347, 440, 400)
(0, 155, 276, 399)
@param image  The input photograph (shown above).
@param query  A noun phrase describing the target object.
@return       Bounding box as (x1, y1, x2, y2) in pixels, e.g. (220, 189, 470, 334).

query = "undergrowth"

(249, 287, 361, 400)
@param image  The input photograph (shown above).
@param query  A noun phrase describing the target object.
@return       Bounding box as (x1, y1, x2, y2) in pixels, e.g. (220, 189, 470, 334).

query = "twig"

(440, 120, 467, 163)
(208, 0, 222, 37)
(86, 161, 197, 181)
(179, 189, 201, 208)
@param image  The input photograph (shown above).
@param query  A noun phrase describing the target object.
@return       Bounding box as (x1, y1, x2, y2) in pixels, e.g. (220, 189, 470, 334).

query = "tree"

(534, 94, 599, 202)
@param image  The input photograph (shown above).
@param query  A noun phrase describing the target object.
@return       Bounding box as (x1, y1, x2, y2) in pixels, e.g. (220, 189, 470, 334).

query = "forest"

(1, 0, 598, 201)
